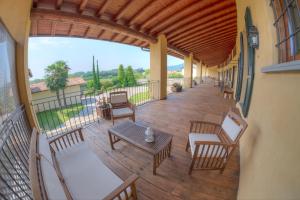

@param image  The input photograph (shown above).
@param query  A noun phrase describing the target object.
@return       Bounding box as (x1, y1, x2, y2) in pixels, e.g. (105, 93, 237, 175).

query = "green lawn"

(129, 91, 150, 105)
(36, 103, 84, 131)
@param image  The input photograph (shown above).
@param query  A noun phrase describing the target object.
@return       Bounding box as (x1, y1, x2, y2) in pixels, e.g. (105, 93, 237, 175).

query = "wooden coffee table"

(108, 121, 173, 175)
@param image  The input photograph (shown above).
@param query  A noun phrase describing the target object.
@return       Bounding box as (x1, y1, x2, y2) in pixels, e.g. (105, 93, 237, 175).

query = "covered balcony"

(1, 0, 300, 199)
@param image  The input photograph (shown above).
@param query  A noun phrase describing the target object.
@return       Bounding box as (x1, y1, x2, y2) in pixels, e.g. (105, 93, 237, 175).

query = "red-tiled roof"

(30, 77, 86, 93)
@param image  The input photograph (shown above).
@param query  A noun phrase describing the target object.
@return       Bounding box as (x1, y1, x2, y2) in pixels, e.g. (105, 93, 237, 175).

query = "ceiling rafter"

(163, 2, 236, 37)
(137, 0, 177, 33)
(97, 0, 109, 16)
(30, 0, 237, 67)
(51, 21, 56, 36)
(31, 9, 156, 43)
(170, 17, 237, 44)
(141, 0, 197, 30)
(78, 0, 88, 14)
(97, 29, 105, 38)
(56, 0, 63, 10)
(168, 9, 237, 41)
(185, 37, 236, 51)
(176, 25, 237, 48)
(150, 0, 222, 34)
(114, 0, 133, 20)
(128, 0, 158, 25)
(84, 26, 90, 37)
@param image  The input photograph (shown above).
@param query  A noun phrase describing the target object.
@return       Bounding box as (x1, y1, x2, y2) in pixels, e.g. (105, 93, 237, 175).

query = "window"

(0, 20, 19, 126)
(271, 0, 300, 62)
(235, 8, 255, 117)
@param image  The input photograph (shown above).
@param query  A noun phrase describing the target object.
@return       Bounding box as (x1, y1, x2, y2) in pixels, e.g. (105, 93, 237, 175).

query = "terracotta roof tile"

(30, 77, 86, 93)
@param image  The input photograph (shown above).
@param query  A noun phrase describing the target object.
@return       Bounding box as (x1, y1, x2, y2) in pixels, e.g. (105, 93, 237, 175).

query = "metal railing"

(0, 106, 33, 200)
(32, 81, 160, 137)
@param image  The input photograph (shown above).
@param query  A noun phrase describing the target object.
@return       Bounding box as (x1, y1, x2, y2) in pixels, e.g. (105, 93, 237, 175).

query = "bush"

(168, 72, 183, 78)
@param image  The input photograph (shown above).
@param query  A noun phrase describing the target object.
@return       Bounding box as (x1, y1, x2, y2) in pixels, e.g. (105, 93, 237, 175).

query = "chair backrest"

(109, 91, 128, 108)
(221, 111, 247, 143)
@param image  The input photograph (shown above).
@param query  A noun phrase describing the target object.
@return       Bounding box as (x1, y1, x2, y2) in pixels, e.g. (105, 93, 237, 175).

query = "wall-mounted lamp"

(248, 25, 259, 49)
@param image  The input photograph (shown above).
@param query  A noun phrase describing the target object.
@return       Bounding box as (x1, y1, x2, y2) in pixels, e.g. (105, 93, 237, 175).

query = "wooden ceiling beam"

(78, 0, 88, 14)
(98, 29, 105, 38)
(128, 0, 158, 25)
(97, 0, 109, 16)
(161, 2, 236, 37)
(150, 0, 223, 34)
(56, 0, 63, 10)
(192, 43, 235, 54)
(141, 0, 197, 30)
(51, 21, 56, 36)
(119, 35, 128, 43)
(168, 11, 237, 42)
(33, 0, 39, 8)
(177, 30, 237, 50)
(167, 44, 189, 58)
(31, 9, 157, 43)
(68, 23, 74, 36)
(174, 24, 236, 48)
(137, 0, 176, 32)
(185, 39, 236, 53)
(84, 26, 90, 37)
(170, 18, 237, 44)
(115, 0, 133, 20)
(110, 32, 118, 41)
(31, 19, 38, 36)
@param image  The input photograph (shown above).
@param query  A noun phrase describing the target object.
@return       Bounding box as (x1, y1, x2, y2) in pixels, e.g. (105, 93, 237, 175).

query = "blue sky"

(28, 37, 183, 79)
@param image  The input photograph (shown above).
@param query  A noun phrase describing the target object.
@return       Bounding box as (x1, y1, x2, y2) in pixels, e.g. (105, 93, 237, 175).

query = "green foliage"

(44, 60, 69, 107)
(86, 80, 94, 90)
(96, 60, 101, 89)
(168, 72, 183, 78)
(129, 91, 150, 105)
(36, 103, 84, 130)
(126, 66, 137, 86)
(118, 64, 126, 87)
(100, 79, 114, 90)
(45, 60, 69, 91)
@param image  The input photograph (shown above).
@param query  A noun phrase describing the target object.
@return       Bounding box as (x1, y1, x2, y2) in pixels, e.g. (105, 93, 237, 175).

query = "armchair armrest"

(49, 128, 84, 152)
(189, 120, 221, 134)
(103, 174, 139, 200)
(128, 102, 136, 111)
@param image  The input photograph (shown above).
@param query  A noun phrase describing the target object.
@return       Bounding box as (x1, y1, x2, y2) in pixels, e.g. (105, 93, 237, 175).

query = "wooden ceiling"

(30, 0, 237, 66)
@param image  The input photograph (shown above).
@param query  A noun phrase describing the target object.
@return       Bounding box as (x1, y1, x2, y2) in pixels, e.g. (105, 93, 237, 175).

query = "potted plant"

(171, 82, 182, 92)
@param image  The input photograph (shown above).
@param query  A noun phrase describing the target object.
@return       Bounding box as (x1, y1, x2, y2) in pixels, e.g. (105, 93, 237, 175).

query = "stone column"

(195, 61, 202, 84)
(150, 34, 167, 100)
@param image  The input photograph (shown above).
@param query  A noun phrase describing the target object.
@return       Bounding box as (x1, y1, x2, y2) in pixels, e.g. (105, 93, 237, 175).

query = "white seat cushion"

(55, 142, 129, 200)
(189, 133, 226, 157)
(112, 107, 133, 117)
(221, 116, 242, 141)
(39, 135, 67, 200)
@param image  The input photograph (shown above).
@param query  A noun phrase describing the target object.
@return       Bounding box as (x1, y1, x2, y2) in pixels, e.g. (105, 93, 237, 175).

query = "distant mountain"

(168, 64, 183, 71)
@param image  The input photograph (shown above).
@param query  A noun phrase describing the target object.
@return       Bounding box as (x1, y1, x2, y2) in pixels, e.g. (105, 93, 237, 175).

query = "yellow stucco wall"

(150, 34, 167, 99)
(233, 0, 300, 199)
(0, 0, 37, 127)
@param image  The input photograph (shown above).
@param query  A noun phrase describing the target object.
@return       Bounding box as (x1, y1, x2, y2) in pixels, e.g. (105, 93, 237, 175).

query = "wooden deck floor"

(83, 84, 239, 200)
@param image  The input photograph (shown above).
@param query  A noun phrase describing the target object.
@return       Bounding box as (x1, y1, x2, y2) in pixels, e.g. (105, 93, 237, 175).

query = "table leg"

(153, 155, 157, 175)
(108, 131, 115, 150)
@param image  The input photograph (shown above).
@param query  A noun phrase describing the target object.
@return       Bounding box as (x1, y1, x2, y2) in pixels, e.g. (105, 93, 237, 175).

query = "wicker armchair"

(186, 111, 247, 174)
(109, 91, 135, 125)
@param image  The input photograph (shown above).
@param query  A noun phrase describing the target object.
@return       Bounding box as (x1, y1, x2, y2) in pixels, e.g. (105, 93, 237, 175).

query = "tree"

(45, 60, 69, 107)
(125, 66, 137, 86)
(92, 56, 98, 91)
(96, 59, 101, 90)
(118, 64, 126, 87)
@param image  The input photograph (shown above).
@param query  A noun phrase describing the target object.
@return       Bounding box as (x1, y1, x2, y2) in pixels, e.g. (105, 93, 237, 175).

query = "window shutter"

(242, 7, 255, 117)
(235, 32, 244, 102)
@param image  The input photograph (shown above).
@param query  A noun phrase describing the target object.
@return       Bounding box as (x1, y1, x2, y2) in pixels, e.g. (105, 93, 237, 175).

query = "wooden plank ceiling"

(30, 0, 237, 66)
